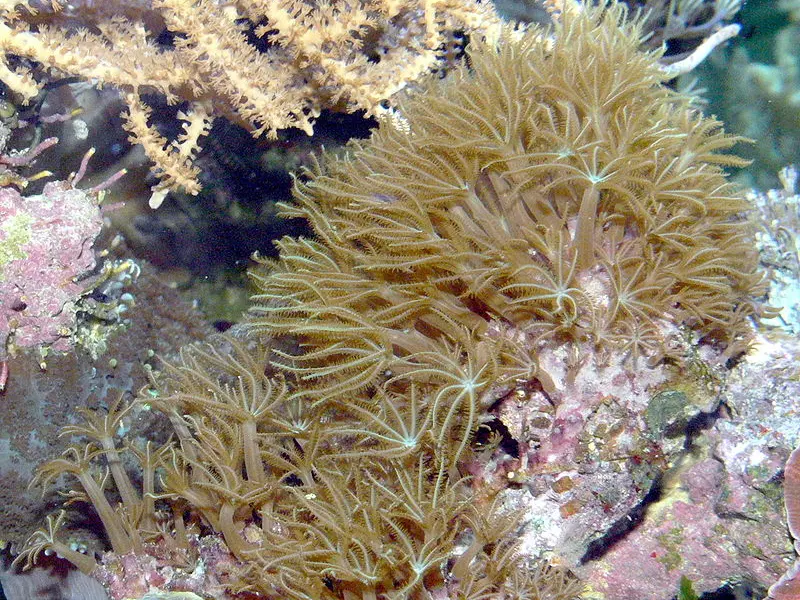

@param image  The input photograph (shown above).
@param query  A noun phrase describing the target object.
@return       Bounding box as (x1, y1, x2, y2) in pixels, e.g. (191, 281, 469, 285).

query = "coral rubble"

(580, 332, 800, 599)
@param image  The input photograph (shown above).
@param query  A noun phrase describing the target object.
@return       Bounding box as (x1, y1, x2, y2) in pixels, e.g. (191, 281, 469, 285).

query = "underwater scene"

(0, 1, 798, 599)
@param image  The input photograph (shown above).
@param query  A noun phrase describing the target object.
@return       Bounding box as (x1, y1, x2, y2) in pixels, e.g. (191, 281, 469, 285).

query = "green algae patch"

(646, 391, 691, 438)
(0, 211, 33, 280)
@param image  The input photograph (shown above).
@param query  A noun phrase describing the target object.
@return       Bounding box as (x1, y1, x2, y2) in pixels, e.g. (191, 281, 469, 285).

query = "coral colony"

(0, 2, 799, 600)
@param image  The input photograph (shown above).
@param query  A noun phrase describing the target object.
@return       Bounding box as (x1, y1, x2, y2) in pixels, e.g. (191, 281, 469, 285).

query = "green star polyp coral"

(248, 3, 767, 386)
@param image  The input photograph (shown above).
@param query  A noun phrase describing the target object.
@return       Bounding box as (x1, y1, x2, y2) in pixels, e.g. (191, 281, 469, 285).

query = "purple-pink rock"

(0, 181, 104, 355)
(567, 334, 800, 600)
(769, 446, 800, 600)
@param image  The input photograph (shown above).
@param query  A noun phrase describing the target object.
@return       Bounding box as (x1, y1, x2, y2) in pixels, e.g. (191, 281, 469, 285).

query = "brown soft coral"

(17, 336, 583, 600)
(246, 3, 768, 397)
